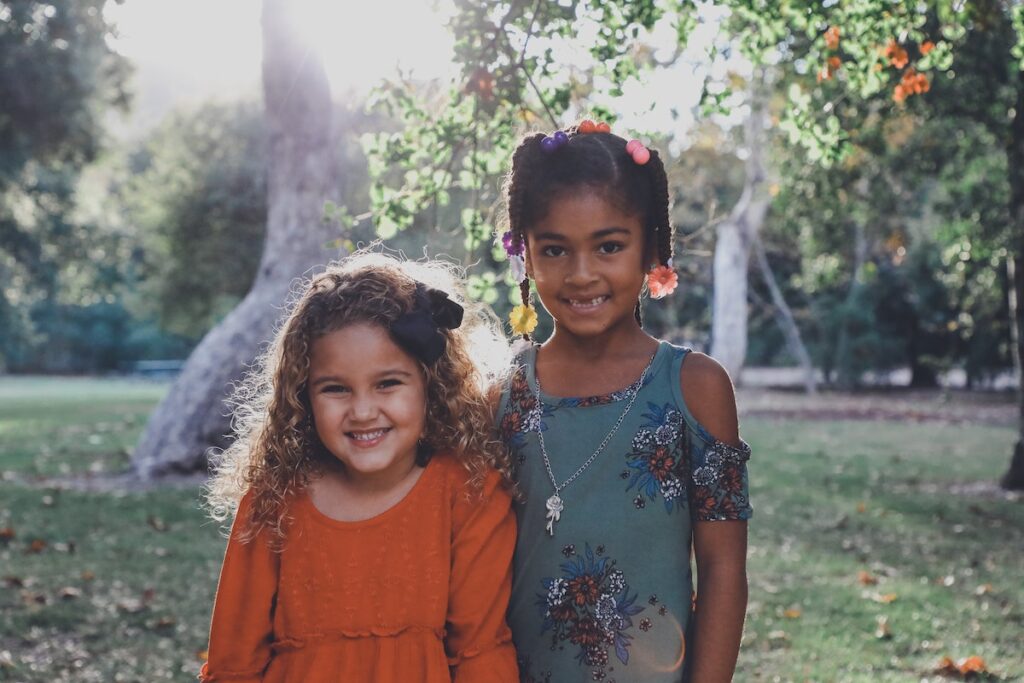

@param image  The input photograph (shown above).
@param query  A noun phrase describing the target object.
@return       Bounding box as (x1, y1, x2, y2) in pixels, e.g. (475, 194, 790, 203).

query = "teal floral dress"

(496, 342, 752, 683)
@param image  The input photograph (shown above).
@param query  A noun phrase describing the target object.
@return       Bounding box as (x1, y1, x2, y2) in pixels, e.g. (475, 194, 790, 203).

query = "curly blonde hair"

(206, 252, 513, 544)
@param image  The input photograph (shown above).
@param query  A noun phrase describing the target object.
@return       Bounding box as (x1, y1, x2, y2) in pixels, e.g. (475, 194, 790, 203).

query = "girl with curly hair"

(201, 252, 519, 683)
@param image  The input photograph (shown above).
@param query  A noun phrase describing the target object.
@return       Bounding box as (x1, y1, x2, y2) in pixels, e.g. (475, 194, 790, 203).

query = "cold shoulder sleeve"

(445, 469, 519, 682)
(199, 491, 280, 683)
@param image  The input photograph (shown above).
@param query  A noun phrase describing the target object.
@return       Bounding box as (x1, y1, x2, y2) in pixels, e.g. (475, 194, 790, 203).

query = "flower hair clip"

(499, 230, 528, 285)
(626, 139, 651, 165)
(501, 230, 524, 257)
(646, 262, 678, 299)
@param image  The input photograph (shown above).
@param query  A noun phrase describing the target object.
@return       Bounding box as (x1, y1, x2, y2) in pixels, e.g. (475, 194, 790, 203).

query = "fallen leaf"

(935, 655, 990, 676)
(26, 539, 47, 554)
(117, 598, 145, 613)
(22, 591, 46, 605)
(142, 588, 156, 603)
(957, 656, 988, 674)
(974, 584, 992, 596)
(81, 570, 95, 582)
(0, 527, 14, 542)
(147, 516, 168, 532)
(874, 593, 898, 604)
(875, 616, 892, 640)
(858, 570, 878, 586)
(856, 501, 867, 513)
(59, 586, 81, 600)
(783, 608, 802, 619)
(152, 616, 176, 630)
(768, 630, 788, 641)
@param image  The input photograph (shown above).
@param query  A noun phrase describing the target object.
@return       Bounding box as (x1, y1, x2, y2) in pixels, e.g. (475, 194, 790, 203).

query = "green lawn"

(0, 378, 1020, 682)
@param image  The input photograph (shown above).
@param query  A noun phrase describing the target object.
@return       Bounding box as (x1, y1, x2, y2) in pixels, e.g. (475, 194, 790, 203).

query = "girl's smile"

(307, 323, 427, 487)
(527, 191, 648, 338)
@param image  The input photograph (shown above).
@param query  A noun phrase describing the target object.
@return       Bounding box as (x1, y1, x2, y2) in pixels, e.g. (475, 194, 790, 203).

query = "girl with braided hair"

(494, 121, 751, 682)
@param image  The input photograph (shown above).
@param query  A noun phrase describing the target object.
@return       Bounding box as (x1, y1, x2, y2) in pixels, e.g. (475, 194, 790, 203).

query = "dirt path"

(738, 387, 1017, 428)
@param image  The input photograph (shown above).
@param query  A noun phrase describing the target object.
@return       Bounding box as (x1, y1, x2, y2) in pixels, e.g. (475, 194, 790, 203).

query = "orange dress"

(200, 453, 518, 683)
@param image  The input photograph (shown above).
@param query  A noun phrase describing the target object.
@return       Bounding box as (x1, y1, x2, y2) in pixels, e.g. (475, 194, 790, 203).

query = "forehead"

(308, 323, 421, 377)
(531, 191, 644, 239)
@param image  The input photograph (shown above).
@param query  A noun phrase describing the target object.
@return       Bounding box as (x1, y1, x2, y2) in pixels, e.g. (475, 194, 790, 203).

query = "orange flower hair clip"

(647, 264, 678, 299)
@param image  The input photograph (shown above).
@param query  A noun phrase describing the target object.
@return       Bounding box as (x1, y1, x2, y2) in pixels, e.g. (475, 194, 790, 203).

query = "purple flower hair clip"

(501, 230, 524, 257)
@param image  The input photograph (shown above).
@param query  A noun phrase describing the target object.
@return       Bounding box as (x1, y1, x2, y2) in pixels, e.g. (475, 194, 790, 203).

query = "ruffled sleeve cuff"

(449, 636, 518, 683)
(690, 438, 753, 522)
(198, 661, 264, 683)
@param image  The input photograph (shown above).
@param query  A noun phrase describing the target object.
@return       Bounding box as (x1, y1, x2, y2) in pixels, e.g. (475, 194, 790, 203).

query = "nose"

(565, 252, 599, 287)
(349, 391, 379, 422)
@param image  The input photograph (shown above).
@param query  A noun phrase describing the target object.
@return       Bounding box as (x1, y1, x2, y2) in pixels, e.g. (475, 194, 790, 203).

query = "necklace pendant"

(544, 494, 564, 536)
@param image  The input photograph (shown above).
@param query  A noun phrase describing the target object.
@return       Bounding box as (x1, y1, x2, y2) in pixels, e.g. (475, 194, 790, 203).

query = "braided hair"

(501, 123, 674, 339)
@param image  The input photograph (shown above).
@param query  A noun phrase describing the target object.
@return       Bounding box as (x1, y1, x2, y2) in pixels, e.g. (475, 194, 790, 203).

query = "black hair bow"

(390, 283, 464, 365)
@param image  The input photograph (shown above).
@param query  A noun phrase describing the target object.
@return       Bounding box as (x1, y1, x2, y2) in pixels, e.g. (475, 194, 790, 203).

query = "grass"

(0, 378, 1021, 681)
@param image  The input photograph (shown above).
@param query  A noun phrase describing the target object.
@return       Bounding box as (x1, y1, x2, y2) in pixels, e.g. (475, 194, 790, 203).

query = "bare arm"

(680, 352, 749, 682)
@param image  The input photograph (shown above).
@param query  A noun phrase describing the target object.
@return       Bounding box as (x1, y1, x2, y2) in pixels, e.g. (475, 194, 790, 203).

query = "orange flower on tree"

(646, 265, 678, 299)
(921, 40, 935, 56)
(825, 25, 840, 50)
(900, 68, 930, 95)
(893, 84, 908, 103)
(884, 40, 909, 69)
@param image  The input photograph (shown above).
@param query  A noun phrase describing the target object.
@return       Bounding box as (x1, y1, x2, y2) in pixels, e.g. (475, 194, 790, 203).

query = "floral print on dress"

(689, 437, 752, 521)
(537, 544, 644, 679)
(624, 403, 687, 512)
(499, 364, 550, 454)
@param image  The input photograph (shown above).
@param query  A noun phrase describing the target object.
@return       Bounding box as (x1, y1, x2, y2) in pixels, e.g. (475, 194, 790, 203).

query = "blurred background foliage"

(0, 0, 1017, 390)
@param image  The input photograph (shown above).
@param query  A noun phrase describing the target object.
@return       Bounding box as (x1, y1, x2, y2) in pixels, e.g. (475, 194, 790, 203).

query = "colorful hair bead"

(626, 139, 650, 165)
(540, 129, 569, 153)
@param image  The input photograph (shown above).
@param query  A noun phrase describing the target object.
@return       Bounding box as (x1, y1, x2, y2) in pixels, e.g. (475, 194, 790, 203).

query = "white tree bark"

(710, 94, 769, 380)
(133, 0, 341, 478)
(753, 235, 817, 394)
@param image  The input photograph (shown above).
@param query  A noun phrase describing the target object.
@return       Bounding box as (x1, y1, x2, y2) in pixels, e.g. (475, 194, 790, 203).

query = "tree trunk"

(752, 236, 817, 394)
(711, 85, 769, 380)
(835, 209, 868, 390)
(132, 0, 341, 478)
(1000, 68, 1024, 491)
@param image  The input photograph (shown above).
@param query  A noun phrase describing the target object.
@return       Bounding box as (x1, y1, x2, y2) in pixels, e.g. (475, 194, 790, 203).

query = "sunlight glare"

(289, 0, 457, 94)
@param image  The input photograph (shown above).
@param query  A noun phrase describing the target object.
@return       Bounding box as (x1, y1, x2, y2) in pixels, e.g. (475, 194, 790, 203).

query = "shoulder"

(678, 351, 740, 446)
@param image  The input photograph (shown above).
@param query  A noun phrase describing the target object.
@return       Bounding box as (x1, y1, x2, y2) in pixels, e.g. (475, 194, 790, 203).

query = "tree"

(123, 101, 268, 339)
(0, 0, 131, 368)
(131, 0, 344, 477)
(354, 0, 1024, 488)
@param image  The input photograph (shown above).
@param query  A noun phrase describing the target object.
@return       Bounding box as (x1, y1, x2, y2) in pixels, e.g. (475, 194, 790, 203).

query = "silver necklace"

(531, 350, 657, 536)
